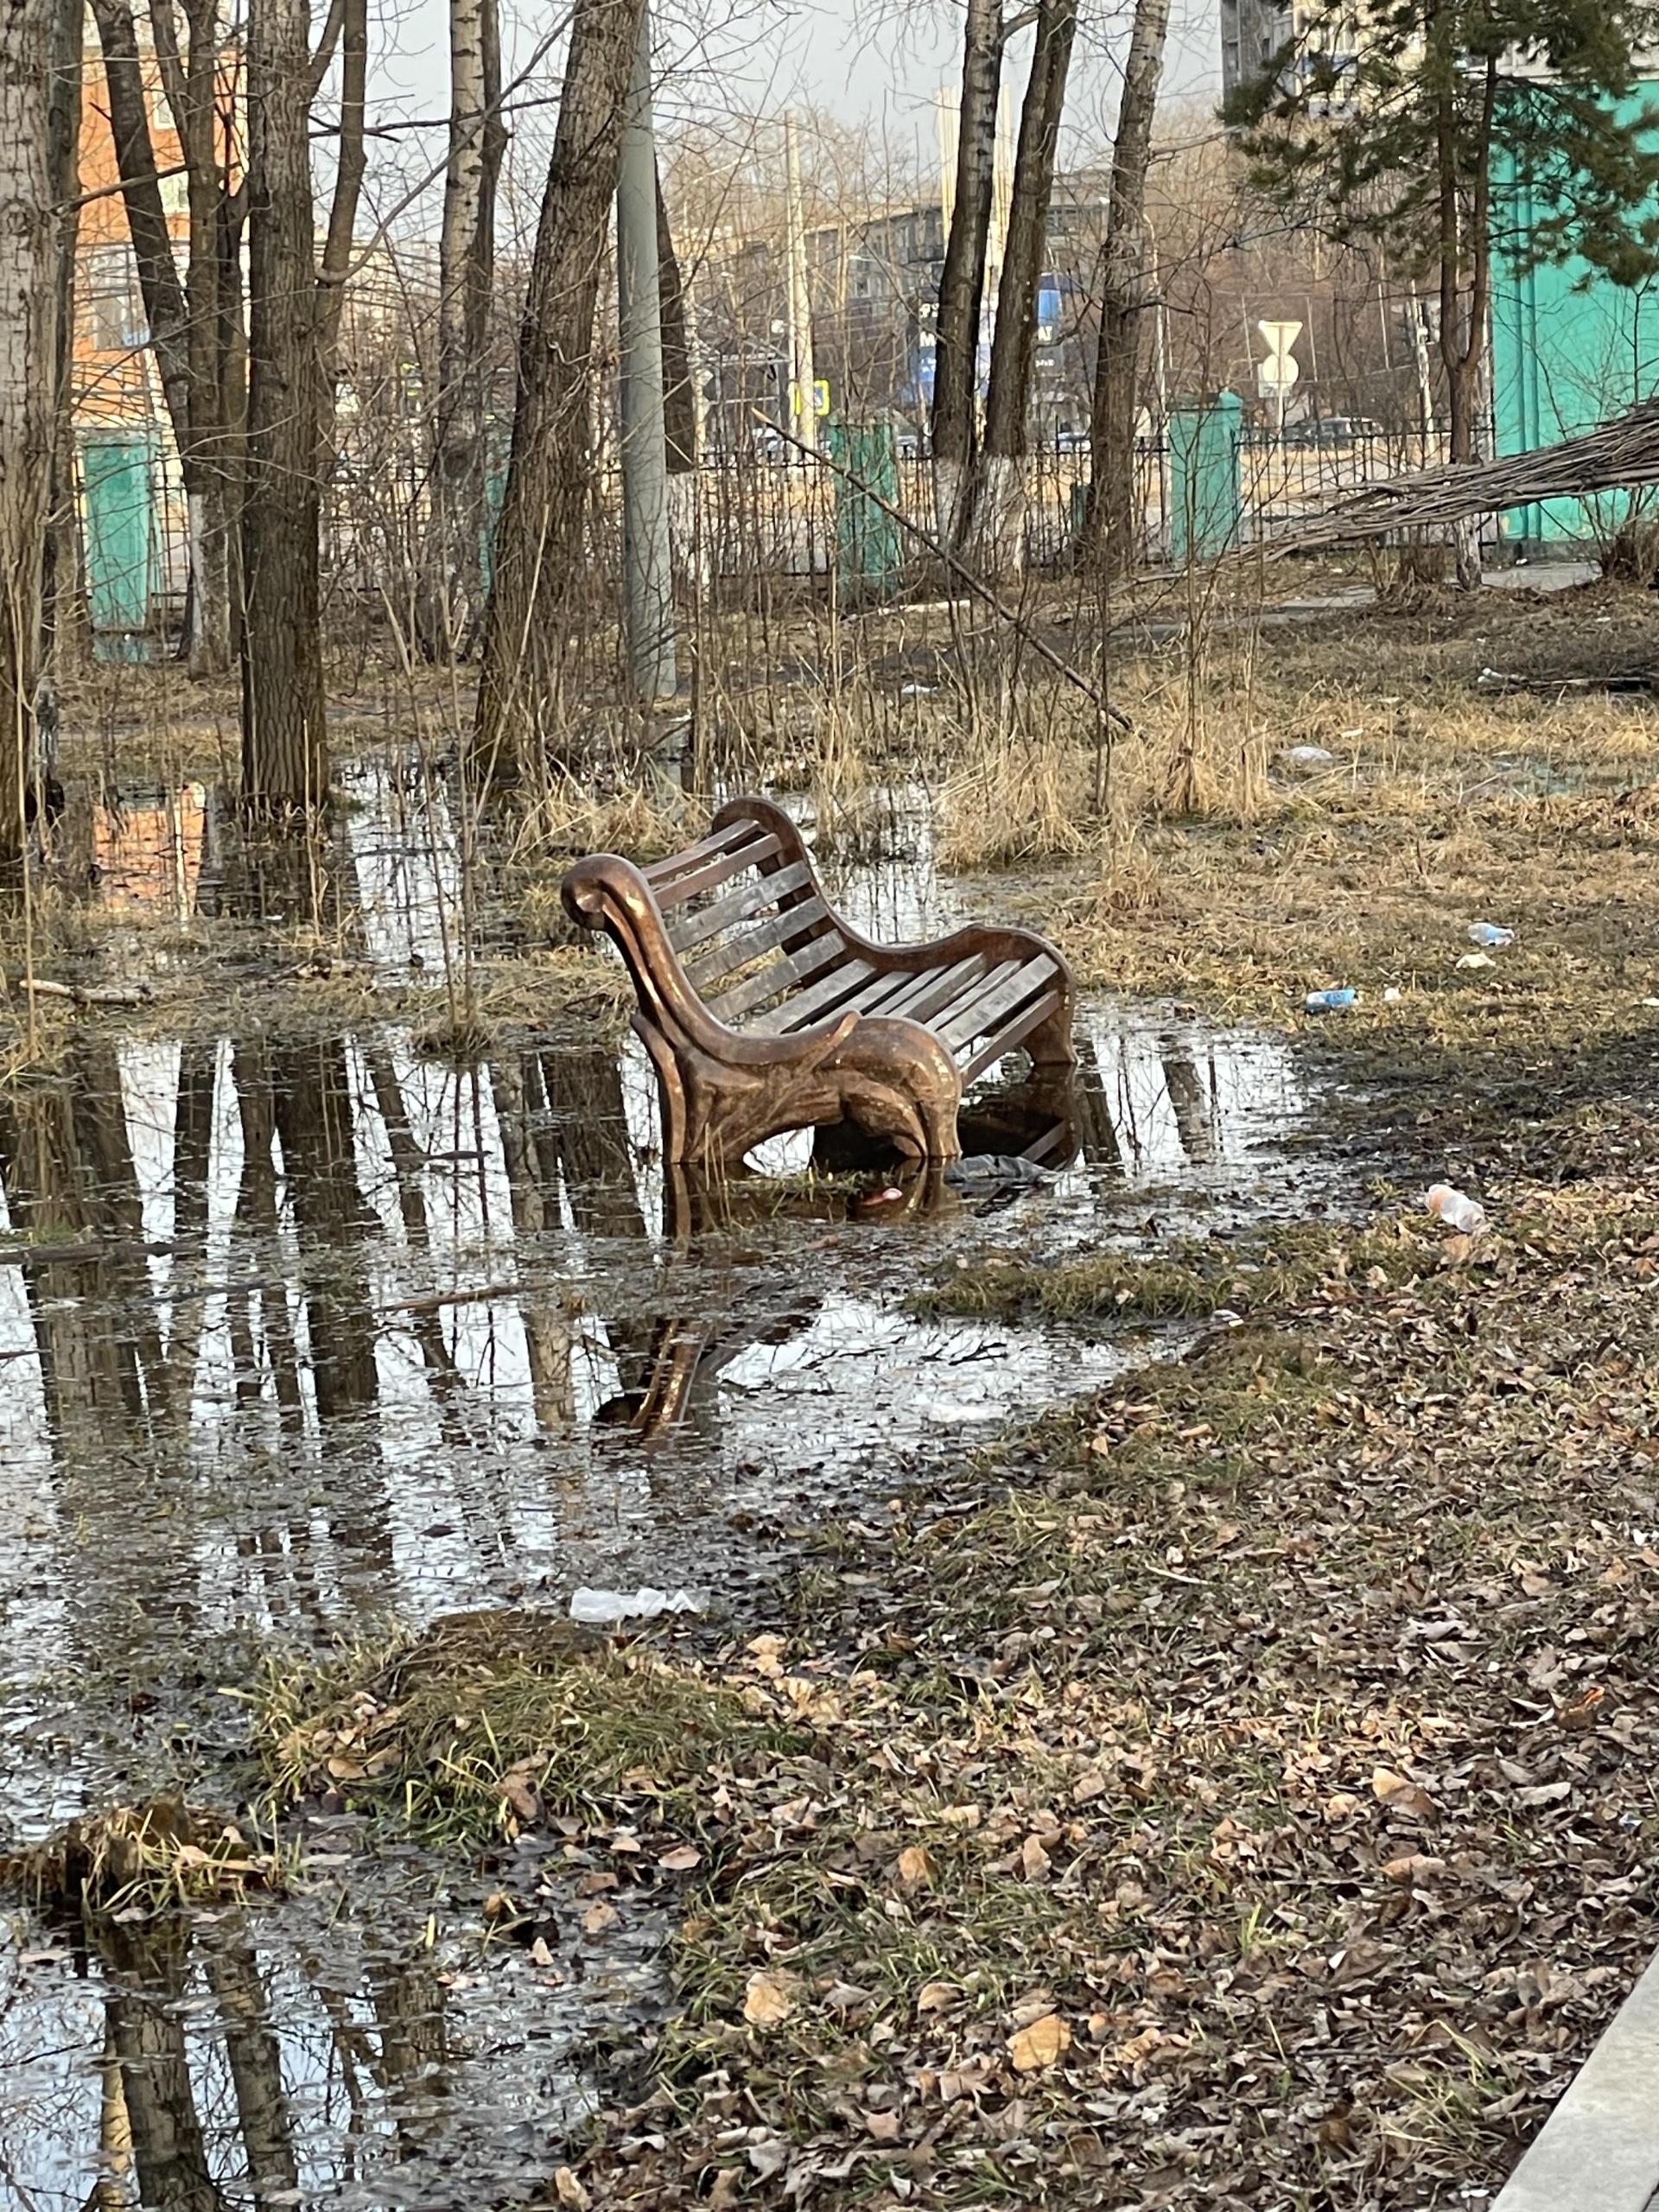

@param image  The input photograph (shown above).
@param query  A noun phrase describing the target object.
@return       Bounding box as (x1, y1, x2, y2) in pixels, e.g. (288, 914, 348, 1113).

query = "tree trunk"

(418, 0, 505, 658)
(474, 0, 645, 782)
(41, 0, 84, 750)
(1087, 0, 1169, 576)
(931, 0, 1002, 550)
(0, 0, 54, 874)
(315, 0, 367, 381)
(241, 0, 327, 813)
(975, 0, 1077, 576)
(92, 0, 242, 674)
(657, 170, 702, 583)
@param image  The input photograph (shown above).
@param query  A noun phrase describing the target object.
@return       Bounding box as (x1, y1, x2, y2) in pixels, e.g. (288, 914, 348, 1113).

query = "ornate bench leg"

(1026, 996, 1079, 1070)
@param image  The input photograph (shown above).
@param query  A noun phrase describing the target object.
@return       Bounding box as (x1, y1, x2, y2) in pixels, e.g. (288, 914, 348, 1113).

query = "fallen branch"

(5, 976, 153, 1007)
(762, 414, 1134, 733)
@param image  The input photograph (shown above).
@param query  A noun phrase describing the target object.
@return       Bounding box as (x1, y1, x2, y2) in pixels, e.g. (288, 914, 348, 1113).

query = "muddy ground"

(3, 565, 1659, 2209)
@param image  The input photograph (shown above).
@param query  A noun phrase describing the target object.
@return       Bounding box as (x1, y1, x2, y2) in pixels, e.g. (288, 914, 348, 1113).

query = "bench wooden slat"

(652, 832, 785, 910)
(773, 962, 920, 1030)
(706, 927, 849, 1025)
(937, 955, 1059, 1052)
(667, 860, 815, 954)
(750, 956, 874, 1033)
(921, 957, 1022, 1041)
(644, 817, 762, 887)
(961, 987, 1065, 1084)
(879, 953, 991, 1027)
(683, 895, 833, 992)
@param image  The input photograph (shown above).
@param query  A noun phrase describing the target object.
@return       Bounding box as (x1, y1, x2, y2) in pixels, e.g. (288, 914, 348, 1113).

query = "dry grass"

(4, 1796, 289, 1916)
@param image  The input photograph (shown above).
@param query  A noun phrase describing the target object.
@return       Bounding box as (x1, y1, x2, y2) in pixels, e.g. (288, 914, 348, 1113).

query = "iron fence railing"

(73, 419, 1457, 657)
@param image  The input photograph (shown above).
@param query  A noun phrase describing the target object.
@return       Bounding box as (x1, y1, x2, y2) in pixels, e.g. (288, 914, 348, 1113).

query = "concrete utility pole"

(785, 111, 817, 454)
(616, 3, 677, 709)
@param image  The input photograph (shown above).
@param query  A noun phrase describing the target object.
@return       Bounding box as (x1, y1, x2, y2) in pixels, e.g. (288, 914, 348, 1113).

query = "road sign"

(1256, 319, 1302, 397)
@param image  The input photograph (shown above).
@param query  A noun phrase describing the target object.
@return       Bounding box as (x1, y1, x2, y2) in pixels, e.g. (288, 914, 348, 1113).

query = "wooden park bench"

(561, 794, 1075, 1169)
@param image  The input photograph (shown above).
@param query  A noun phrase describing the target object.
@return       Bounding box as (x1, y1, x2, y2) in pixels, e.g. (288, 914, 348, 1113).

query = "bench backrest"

(639, 799, 848, 1029)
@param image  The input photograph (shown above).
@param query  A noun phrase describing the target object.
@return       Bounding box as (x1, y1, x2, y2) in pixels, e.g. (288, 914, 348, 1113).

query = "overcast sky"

(363, 0, 1223, 216)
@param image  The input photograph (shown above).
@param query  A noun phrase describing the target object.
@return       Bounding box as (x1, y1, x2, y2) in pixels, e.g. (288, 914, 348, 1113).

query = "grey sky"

(364, 0, 1222, 207)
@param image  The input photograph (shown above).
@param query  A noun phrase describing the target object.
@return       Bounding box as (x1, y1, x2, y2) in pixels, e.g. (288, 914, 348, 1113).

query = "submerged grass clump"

(4, 1795, 289, 1916)
(255, 1610, 780, 1844)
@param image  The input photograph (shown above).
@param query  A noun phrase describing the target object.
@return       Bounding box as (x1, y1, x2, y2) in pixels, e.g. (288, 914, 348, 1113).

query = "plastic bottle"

(1426, 1183, 1486, 1236)
(1305, 987, 1357, 1014)
(1467, 922, 1515, 948)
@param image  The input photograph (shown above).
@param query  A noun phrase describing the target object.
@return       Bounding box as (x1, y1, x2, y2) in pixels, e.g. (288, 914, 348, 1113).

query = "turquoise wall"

(1491, 83, 1659, 553)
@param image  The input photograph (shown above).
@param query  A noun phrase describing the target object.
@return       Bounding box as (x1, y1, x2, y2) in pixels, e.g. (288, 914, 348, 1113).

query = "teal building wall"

(1491, 83, 1659, 554)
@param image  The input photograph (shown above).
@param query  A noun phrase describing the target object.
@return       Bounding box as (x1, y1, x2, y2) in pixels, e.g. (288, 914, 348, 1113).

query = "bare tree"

(931, 0, 1004, 548)
(41, 0, 84, 743)
(976, 0, 1077, 573)
(418, 0, 506, 657)
(474, 0, 646, 781)
(240, 0, 367, 814)
(1088, 0, 1169, 575)
(0, 0, 54, 874)
(657, 168, 700, 571)
(88, 0, 245, 675)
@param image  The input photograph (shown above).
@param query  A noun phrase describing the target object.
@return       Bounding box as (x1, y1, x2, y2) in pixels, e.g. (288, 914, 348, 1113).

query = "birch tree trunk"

(474, 0, 645, 781)
(418, 0, 505, 658)
(242, 0, 327, 813)
(0, 0, 54, 874)
(1087, 0, 1168, 576)
(931, 0, 1001, 550)
(976, 0, 1077, 577)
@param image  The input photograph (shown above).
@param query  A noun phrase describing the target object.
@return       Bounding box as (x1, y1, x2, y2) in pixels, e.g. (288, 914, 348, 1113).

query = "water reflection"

(1, 1844, 655, 2209)
(0, 1000, 1310, 1758)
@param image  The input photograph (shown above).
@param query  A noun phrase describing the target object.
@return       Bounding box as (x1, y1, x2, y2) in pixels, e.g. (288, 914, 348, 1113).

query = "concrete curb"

(1494, 1950, 1659, 2212)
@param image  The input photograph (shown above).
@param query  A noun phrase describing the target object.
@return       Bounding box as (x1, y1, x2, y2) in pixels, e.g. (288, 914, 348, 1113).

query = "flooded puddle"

(2, 765, 1328, 2202)
(1, 1829, 663, 2210)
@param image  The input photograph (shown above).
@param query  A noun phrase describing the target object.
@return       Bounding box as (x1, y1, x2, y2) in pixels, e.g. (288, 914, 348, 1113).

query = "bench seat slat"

(961, 987, 1065, 1084)
(937, 955, 1059, 1052)
(667, 860, 815, 954)
(644, 817, 763, 888)
(772, 963, 919, 1030)
(879, 954, 991, 1027)
(652, 833, 784, 910)
(706, 928, 849, 1025)
(683, 895, 833, 992)
(749, 957, 875, 1033)
(920, 957, 1022, 1042)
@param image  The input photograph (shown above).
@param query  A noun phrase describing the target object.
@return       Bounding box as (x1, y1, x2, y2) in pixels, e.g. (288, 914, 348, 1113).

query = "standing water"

(0, 766, 1327, 2204)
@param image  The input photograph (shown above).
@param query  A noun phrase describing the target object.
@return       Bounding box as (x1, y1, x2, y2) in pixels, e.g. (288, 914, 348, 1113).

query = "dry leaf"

(862, 2109, 901, 2142)
(1370, 1766, 1437, 1818)
(1007, 2012, 1071, 2071)
(658, 1843, 702, 1871)
(530, 1935, 557, 1968)
(1555, 1684, 1605, 1731)
(499, 1777, 540, 1823)
(325, 1757, 366, 1781)
(743, 1970, 796, 2027)
(820, 1980, 873, 2013)
(581, 1899, 618, 1935)
(1382, 1853, 1446, 1885)
(1020, 1833, 1052, 1881)
(1323, 1791, 1360, 1823)
(916, 1980, 962, 2014)
(553, 2169, 590, 2210)
(708, 2171, 743, 2210)
(896, 1844, 933, 1889)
